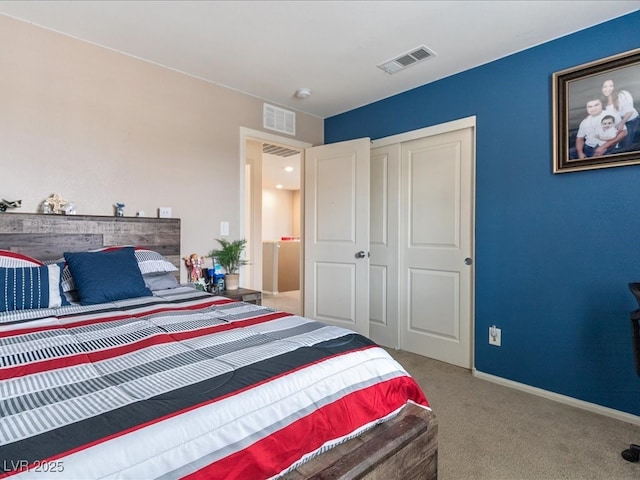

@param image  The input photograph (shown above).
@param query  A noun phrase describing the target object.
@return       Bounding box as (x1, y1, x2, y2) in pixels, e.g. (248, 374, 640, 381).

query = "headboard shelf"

(0, 213, 181, 269)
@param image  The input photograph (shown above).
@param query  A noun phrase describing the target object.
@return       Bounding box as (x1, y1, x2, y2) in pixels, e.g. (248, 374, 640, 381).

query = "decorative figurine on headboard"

(0, 199, 22, 212)
(63, 202, 77, 215)
(183, 253, 205, 285)
(114, 203, 125, 217)
(43, 193, 69, 214)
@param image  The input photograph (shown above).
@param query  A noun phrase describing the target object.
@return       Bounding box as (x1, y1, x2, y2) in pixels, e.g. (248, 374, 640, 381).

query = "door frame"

(371, 116, 476, 148)
(239, 127, 311, 292)
(371, 115, 476, 369)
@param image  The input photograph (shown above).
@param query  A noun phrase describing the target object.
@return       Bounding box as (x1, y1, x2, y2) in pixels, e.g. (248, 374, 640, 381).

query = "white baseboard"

(473, 369, 640, 427)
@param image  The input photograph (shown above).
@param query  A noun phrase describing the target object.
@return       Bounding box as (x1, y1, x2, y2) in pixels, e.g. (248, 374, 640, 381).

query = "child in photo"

(596, 114, 618, 142)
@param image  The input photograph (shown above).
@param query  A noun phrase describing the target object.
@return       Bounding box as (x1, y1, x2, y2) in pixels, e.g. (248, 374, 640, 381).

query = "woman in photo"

(601, 78, 640, 150)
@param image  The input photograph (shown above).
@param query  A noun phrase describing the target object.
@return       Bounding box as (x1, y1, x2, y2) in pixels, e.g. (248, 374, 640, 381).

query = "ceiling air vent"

(263, 103, 295, 136)
(377, 45, 436, 75)
(263, 143, 300, 157)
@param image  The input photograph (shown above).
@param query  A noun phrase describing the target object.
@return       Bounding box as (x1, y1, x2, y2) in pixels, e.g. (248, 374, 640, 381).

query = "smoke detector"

(294, 88, 312, 99)
(377, 45, 436, 75)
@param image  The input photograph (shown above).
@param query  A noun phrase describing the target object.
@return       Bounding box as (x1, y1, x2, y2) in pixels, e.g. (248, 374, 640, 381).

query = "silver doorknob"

(464, 257, 473, 265)
(355, 251, 368, 259)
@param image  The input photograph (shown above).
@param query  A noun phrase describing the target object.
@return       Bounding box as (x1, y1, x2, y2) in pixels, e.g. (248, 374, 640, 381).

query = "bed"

(0, 213, 437, 480)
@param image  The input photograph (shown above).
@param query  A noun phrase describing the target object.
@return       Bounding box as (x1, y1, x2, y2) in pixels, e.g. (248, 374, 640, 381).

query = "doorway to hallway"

(240, 127, 310, 317)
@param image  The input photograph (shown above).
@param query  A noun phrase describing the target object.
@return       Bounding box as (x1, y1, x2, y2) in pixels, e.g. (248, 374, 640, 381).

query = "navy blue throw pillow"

(0, 263, 70, 312)
(64, 247, 152, 305)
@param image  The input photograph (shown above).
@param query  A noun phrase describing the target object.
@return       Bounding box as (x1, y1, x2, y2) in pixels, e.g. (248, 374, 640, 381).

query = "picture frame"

(552, 48, 640, 173)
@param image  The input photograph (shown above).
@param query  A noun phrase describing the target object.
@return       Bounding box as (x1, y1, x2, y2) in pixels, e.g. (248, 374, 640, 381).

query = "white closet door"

(369, 143, 401, 348)
(400, 127, 474, 368)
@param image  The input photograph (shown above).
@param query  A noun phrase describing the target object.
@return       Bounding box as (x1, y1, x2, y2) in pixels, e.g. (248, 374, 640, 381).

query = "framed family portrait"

(553, 48, 640, 173)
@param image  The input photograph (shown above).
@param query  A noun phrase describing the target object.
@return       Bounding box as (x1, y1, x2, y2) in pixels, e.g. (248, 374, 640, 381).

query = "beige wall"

(0, 16, 323, 281)
(262, 188, 296, 242)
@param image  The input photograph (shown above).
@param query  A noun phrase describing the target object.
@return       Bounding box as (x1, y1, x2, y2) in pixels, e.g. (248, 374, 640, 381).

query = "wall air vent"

(377, 45, 436, 75)
(263, 103, 295, 136)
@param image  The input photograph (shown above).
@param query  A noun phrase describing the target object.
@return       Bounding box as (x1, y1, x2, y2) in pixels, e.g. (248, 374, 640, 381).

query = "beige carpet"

(386, 348, 640, 480)
(262, 290, 301, 315)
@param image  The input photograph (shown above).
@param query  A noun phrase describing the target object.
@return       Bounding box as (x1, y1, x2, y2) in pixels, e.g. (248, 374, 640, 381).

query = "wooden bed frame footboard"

(284, 402, 437, 480)
(0, 213, 438, 480)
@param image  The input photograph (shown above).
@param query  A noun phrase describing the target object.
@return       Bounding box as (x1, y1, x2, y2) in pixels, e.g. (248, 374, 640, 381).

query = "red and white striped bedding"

(0, 286, 429, 479)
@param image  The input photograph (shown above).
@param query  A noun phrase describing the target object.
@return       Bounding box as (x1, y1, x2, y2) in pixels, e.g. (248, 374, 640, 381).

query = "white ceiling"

(1, 0, 638, 190)
(262, 153, 301, 191)
(1, 0, 638, 120)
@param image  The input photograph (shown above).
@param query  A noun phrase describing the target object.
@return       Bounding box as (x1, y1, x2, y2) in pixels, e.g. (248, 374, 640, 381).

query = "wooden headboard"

(0, 213, 181, 270)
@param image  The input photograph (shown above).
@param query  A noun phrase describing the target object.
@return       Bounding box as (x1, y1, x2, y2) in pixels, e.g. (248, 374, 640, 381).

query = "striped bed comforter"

(0, 287, 429, 479)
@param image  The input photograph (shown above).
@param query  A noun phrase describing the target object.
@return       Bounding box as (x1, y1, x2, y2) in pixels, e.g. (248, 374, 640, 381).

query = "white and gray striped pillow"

(0, 249, 43, 268)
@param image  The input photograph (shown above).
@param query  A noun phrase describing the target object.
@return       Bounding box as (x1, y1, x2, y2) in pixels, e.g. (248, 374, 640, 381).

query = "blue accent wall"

(325, 11, 640, 416)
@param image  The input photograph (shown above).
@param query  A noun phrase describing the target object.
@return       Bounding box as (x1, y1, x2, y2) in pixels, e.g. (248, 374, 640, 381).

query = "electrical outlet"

(489, 325, 501, 346)
(158, 207, 172, 218)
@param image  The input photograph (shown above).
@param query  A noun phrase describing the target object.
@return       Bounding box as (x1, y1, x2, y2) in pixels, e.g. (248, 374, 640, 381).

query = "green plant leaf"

(208, 238, 249, 275)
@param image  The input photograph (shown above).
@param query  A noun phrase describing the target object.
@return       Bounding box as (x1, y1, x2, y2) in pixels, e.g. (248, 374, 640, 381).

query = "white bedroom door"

(399, 126, 474, 368)
(303, 138, 371, 336)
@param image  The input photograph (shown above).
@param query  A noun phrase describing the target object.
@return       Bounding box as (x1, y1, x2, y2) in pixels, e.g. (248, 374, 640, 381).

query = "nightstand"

(220, 288, 262, 305)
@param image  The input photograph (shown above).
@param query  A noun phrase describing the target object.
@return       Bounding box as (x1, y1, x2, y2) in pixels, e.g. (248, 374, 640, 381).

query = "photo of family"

(553, 48, 640, 173)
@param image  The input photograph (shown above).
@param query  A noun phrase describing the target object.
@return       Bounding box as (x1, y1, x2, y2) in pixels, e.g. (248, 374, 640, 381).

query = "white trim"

(473, 369, 640, 426)
(240, 127, 312, 150)
(371, 116, 476, 148)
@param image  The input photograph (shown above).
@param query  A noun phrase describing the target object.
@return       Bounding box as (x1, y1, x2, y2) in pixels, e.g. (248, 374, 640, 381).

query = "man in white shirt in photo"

(570, 98, 627, 159)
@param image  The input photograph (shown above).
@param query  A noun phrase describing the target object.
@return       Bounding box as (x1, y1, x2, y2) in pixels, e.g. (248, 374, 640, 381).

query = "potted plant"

(208, 238, 248, 290)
